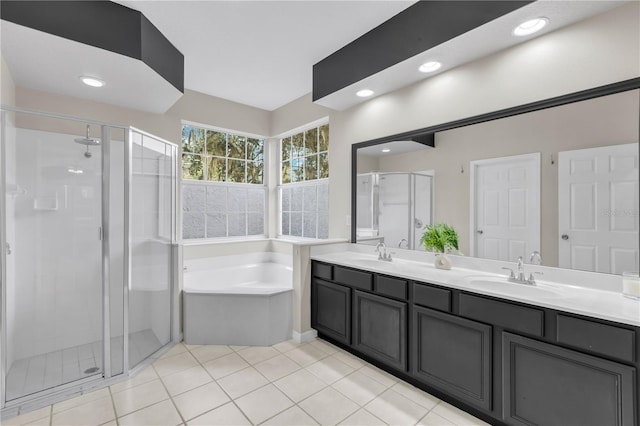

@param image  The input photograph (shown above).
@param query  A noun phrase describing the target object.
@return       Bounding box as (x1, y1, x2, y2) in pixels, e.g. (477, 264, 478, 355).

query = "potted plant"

(420, 223, 460, 270)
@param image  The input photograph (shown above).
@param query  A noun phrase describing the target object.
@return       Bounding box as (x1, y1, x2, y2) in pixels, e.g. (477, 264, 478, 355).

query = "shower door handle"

(5, 242, 11, 255)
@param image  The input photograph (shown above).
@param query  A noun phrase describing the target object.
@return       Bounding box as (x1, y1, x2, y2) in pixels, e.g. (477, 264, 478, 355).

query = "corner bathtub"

(183, 252, 293, 346)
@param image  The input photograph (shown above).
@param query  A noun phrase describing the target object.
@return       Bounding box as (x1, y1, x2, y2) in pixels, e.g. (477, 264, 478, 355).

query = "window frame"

(181, 121, 268, 242)
(277, 119, 330, 239)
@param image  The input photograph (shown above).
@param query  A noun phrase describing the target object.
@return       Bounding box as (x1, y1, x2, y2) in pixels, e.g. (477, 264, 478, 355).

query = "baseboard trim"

(292, 329, 318, 343)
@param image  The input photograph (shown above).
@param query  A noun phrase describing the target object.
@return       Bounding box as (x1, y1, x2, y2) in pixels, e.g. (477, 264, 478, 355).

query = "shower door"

(1, 115, 106, 402)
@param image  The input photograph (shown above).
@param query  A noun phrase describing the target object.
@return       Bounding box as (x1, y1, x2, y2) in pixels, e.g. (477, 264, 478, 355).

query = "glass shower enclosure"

(356, 172, 433, 250)
(0, 107, 178, 411)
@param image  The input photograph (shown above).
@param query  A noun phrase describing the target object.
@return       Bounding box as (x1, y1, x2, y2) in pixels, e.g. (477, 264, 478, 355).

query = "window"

(279, 123, 329, 238)
(182, 124, 266, 239)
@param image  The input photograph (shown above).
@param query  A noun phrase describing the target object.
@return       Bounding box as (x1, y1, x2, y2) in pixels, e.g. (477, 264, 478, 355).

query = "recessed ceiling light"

(356, 89, 374, 98)
(419, 61, 442, 73)
(80, 76, 105, 88)
(381, 148, 391, 153)
(513, 18, 548, 36)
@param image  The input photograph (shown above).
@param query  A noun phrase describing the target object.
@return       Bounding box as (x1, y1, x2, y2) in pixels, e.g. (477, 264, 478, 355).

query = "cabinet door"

(353, 290, 407, 371)
(311, 279, 351, 345)
(503, 332, 636, 426)
(412, 306, 492, 411)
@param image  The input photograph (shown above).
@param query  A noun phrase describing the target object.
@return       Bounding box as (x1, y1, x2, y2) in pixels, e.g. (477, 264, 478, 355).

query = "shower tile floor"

(4, 337, 489, 426)
(5, 329, 161, 401)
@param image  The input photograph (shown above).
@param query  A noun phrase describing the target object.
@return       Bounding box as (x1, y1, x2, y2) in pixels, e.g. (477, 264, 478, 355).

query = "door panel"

(558, 143, 639, 273)
(472, 153, 540, 261)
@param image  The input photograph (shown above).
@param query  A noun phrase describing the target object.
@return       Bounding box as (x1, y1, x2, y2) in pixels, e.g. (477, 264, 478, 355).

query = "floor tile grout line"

(106, 385, 119, 426)
(154, 369, 187, 426)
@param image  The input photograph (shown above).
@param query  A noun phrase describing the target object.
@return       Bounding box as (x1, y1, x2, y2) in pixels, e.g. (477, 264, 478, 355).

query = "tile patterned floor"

(5, 330, 161, 401)
(3, 338, 490, 426)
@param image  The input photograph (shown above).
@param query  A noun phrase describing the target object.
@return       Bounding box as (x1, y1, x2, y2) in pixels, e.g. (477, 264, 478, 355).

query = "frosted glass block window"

(279, 122, 329, 239)
(182, 124, 264, 183)
(183, 182, 266, 239)
(279, 180, 329, 238)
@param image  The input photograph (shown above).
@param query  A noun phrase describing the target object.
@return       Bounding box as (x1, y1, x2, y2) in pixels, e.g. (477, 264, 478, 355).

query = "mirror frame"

(350, 76, 640, 244)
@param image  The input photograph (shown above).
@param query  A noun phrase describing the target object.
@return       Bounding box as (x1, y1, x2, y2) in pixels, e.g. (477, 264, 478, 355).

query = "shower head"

(74, 125, 100, 146)
(75, 125, 100, 158)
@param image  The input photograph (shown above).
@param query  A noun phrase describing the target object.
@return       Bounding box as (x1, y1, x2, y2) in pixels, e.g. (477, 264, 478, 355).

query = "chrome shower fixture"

(74, 124, 100, 158)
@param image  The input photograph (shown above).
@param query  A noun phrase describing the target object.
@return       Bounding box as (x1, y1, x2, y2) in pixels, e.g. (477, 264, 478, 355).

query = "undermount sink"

(463, 276, 561, 299)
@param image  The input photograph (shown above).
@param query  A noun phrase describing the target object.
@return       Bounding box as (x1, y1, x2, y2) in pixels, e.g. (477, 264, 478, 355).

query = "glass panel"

(303, 186, 317, 212)
(292, 132, 304, 158)
(206, 157, 226, 181)
(281, 212, 290, 235)
(292, 186, 303, 211)
(281, 161, 291, 184)
(247, 188, 265, 212)
(182, 125, 205, 154)
(182, 153, 204, 180)
(305, 154, 318, 181)
(183, 184, 206, 240)
(206, 131, 226, 157)
(227, 135, 246, 159)
(228, 187, 247, 212)
(228, 213, 247, 236)
(319, 124, 329, 151)
(318, 212, 329, 239)
(318, 182, 329, 212)
(129, 131, 174, 368)
(281, 137, 291, 161)
(319, 152, 329, 179)
(290, 212, 303, 236)
(281, 187, 291, 211)
(292, 157, 304, 183)
(247, 160, 263, 184)
(305, 127, 318, 154)
(4, 119, 104, 400)
(303, 212, 317, 238)
(247, 213, 264, 236)
(227, 159, 246, 183)
(183, 212, 206, 239)
(247, 138, 263, 161)
(205, 185, 227, 212)
(206, 213, 227, 238)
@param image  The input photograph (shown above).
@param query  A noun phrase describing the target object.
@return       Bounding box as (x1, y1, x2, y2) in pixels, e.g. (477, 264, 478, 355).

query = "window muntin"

(281, 123, 328, 184)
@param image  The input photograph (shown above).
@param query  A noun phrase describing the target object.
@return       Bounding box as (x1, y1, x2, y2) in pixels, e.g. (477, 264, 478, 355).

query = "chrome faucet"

(502, 254, 542, 285)
(375, 242, 393, 261)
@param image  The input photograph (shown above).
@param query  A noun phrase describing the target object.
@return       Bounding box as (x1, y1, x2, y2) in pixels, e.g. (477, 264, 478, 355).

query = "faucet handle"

(528, 271, 543, 284)
(502, 267, 516, 279)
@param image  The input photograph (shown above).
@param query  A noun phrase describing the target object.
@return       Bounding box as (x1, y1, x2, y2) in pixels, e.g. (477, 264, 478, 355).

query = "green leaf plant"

(420, 223, 460, 254)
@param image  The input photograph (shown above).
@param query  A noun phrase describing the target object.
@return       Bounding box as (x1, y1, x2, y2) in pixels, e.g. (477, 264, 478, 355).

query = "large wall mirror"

(352, 81, 639, 275)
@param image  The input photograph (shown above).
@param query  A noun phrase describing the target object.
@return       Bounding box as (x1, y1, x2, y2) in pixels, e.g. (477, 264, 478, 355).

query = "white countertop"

(311, 249, 640, 328)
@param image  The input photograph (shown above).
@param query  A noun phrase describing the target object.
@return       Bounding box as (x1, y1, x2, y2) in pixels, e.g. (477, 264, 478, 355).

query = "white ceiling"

(1, 1, 630, 114)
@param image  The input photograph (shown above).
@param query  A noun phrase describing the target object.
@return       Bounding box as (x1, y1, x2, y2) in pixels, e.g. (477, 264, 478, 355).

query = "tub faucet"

(375, 242, 393, 261)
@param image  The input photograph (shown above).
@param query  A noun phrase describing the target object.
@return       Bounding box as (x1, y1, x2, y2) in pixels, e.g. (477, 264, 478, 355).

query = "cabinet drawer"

(459, 294, 544, 337)
(557, 315, 635, 363)
(414, 283, 451, 312)
(334, 266, 373, 291)
(376, 275, 407, 300)
(312, 261, 333, 280)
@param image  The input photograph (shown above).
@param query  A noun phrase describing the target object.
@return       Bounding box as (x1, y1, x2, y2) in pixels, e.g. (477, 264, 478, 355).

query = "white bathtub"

(183, 252, 293, 346)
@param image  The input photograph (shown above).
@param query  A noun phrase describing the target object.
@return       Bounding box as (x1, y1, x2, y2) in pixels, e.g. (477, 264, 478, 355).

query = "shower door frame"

(0, 106, 179, 411)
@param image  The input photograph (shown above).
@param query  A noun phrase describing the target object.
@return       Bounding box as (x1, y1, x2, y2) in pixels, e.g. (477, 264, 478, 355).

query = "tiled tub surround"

(309, 243, 640, 425)
(2, 338, 488, 425)
(183, 252, 293, 346)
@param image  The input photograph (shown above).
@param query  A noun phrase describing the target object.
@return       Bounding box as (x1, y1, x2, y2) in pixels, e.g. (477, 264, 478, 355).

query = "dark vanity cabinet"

(353, 290, 407, 371)
(310, 260, 639, 426)
(412, 306, 492, 411)
(502, 332, 636, 426)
